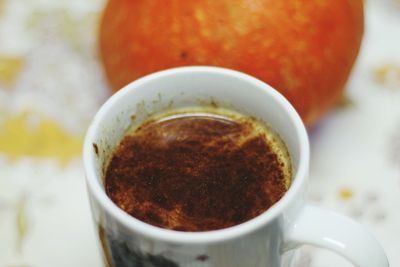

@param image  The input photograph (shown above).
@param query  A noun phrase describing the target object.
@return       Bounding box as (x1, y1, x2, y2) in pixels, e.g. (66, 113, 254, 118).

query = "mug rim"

(83, 66, 310, 244)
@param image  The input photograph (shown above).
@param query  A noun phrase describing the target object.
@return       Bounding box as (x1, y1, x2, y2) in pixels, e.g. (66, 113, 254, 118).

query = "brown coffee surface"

(105, 110, 291, 232)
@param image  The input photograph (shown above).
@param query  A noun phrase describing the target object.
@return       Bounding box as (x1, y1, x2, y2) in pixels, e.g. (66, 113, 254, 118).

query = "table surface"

(0, 1, 399, 266)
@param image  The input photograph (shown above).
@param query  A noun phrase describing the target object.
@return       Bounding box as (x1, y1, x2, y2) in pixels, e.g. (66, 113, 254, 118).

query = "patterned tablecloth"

(0, 1, 399, 266)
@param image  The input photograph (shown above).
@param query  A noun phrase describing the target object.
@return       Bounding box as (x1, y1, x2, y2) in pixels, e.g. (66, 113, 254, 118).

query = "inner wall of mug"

(89, 67, 304, 192)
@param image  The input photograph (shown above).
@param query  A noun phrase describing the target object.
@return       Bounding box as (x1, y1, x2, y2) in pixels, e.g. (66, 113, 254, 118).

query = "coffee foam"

(105, 107, 292, 231)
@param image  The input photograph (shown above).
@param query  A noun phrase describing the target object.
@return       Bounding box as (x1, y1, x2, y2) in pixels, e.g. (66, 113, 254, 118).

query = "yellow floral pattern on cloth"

(374, 64, 400, 88)
(0, 0, 108, 266)
(0, 56, 24, 86)
(0, 111, 83, 164)
(338, 188, 354, 201)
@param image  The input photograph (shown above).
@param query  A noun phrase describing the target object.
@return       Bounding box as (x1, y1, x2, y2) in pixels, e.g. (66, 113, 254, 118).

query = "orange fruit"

(99, 0, 364, 126)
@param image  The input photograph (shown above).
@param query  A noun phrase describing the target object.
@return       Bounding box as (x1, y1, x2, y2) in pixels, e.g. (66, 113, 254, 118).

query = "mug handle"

(283, 205, 389, 267)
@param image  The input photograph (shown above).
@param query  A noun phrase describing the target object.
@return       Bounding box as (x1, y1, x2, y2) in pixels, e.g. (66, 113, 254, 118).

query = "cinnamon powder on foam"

(105, 108, 291, 232)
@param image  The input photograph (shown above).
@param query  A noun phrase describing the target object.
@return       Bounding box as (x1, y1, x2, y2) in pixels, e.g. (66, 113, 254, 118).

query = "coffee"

(105, 107, 291, 232)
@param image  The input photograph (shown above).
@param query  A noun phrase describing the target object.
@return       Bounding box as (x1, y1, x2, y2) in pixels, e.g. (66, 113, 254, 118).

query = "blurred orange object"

(99, 0, 364, 126)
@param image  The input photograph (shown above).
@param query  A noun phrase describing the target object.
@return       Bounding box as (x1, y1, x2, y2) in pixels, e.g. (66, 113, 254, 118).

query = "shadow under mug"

(83, 66, 389, 267)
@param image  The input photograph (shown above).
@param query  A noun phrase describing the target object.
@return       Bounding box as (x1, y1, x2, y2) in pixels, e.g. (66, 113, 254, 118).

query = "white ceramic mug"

(83, 66, 389, 267)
